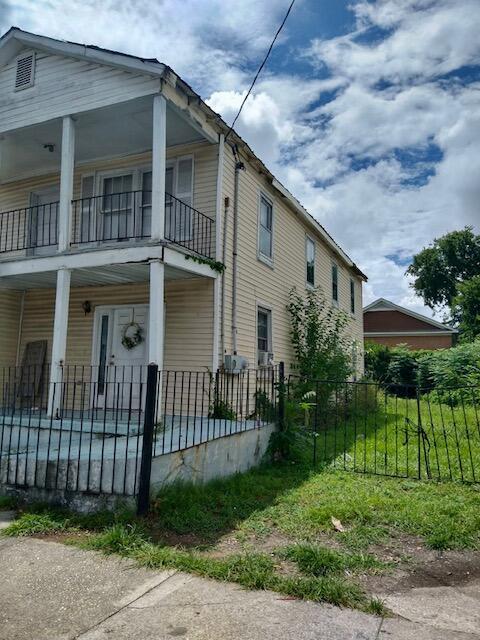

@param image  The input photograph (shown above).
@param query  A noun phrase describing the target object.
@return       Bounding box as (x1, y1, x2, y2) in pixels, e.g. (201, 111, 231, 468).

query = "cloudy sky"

(1, 0, 479, 316)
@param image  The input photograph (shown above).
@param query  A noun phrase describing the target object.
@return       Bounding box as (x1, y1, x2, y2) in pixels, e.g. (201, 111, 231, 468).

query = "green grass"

(0, 495, 16, 510)
(315, 391, 480, 484)
(2, 392, 479, 614)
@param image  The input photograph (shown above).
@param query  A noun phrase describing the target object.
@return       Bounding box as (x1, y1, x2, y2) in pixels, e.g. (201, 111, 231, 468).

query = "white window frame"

(256, 303, 273, 364)
(14, 51, 35, 92)
(305, 235, 316, 288)
(331, 261, 339, 306)
(350, 278, 356, 316)
(257, 191, 274, 267)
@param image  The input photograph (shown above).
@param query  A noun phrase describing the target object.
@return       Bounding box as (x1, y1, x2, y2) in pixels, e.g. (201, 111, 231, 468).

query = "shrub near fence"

(287, 377, 480, 484)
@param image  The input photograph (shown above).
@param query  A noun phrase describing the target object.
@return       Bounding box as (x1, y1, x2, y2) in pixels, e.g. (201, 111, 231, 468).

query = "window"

(15, 52, 35, 91)
(306, 237, 315, 286)
(257, 307, 272, 361)
(258, 194, 273, 261)
(350, 278, 355, 314)
(101, 173, 133, 240)
(332, 263, 339, 303)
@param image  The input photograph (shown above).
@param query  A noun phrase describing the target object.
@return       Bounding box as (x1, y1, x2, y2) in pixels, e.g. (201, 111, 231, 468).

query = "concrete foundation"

(0, 422, 276, 512)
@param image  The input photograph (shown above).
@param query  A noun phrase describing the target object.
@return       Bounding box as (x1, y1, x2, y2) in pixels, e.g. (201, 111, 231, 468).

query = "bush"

(287, 287, 353, 397)
(417, 339, 480, 404)
(364, 342, 392, 382)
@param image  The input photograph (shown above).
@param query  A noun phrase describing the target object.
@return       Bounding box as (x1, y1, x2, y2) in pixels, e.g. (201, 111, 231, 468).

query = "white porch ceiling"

(0, 96, 204, 182)
(0, 262, 196, 290)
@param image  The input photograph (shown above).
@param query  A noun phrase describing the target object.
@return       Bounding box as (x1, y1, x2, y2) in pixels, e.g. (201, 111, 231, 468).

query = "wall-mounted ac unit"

(258, 352, 274, 367)
(224, 354, 249, 374)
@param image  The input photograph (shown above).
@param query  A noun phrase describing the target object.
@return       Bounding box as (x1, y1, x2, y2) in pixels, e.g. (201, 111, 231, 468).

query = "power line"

(224, 0, 297, 142)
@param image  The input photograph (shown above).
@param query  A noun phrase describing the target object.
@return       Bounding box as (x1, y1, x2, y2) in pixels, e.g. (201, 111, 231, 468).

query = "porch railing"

(0, 364, 277, 497)
(0, 202, 59, 254)
(0, 192, 214, 260)
(71, 190, 214, 258)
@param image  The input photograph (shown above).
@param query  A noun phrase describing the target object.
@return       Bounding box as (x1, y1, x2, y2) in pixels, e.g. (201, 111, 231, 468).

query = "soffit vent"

(15, 52, 35, 91)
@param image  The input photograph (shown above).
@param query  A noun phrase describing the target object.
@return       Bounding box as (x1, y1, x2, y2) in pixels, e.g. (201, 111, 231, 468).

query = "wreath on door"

(121, 321, 144, 350)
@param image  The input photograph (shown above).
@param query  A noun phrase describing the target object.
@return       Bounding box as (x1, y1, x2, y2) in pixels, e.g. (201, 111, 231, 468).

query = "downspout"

(231, 146, 244, 355)
(15, 290, 26, 367)
(220, 196, 230, 360)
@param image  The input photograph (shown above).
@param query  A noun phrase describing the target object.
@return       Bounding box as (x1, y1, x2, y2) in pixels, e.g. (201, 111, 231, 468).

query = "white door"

(30, 187, 59, 254)
(94, 305, 149, 412)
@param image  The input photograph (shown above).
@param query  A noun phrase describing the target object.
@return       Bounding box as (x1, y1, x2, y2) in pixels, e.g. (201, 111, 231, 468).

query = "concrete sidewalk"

(0, 536, 478, 640)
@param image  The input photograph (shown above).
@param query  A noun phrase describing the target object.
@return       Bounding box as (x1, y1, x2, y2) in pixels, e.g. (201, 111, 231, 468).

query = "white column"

(151, 94, 167, 242)
(212, 133, 225, 372)
(58, 116, 75, 252)
(47, 268, 71, 416)
(148, 260, 165, 367)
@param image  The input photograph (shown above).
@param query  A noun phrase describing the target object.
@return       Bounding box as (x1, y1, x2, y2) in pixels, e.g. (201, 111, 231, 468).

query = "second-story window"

(258, 194, 273, 262)
(350, 278, 355, 314)
(306, 237, 315, 286)
(332, 263, 339, 304)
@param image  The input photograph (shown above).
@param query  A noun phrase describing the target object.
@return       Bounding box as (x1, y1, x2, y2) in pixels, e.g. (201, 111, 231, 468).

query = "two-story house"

(0, 28, 366, 419)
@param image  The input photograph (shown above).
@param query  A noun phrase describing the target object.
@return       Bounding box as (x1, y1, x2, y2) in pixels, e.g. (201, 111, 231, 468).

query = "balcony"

(0, 191, 214, 260)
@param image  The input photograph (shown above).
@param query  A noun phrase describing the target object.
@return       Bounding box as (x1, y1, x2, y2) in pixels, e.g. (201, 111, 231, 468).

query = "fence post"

(137, 363, 158, 516)
(278, 361, 286, 431)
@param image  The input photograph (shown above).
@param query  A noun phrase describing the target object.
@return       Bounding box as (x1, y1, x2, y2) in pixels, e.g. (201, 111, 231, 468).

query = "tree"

(287, 287, 352, 391)
(452, 275, 480, 342)
(406, 227, 480, 310)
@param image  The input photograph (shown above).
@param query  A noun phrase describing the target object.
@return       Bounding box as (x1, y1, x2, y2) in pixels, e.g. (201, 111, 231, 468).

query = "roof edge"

(363, 298, 458, 332)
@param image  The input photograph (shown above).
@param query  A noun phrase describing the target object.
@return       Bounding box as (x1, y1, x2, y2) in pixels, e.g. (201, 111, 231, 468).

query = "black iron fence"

(0, 364, 278, 505)
(0, 202, 59, 254)
(287, 377, 480, 484)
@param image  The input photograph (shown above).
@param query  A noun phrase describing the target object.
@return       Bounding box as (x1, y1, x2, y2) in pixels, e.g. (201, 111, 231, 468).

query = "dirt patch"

(30, 531, 90, 545)
(360, 533, 480, 594)
(203, 530, 294, 558)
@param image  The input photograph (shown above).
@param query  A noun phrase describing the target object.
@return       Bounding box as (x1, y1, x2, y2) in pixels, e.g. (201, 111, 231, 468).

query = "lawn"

(2, 458, 479, 614)
(307, 387, 480, 484)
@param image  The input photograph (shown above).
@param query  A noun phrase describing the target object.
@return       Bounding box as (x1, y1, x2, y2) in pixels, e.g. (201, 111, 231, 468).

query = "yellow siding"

(221, 150, 364, 375)
(18, 278, 213, 371)
(0, 141, 218, 255)
(0, 290, 22, 367)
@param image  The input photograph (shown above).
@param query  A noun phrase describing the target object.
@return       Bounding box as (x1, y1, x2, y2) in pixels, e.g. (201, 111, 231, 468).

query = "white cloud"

(2, 0, 479, 317)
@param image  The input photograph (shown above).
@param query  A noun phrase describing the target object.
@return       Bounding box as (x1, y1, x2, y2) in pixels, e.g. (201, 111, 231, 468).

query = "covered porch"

(0, 256, 217, 418)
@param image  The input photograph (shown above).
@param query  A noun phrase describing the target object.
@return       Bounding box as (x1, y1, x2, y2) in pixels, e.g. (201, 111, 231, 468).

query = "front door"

(30, 187, 59, 254)
(93, 305, 149, 412)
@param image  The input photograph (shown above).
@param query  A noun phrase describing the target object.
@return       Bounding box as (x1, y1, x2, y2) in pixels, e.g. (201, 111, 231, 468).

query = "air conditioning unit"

(258, 351, 274, 367)
(224, 354, 249, 374)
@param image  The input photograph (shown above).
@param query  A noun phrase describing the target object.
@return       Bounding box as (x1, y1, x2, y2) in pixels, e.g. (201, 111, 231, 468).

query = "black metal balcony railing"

(71, 190, 149, 245)
(0, 202, 59, 254)
(0, 191, 214, 260)
(71, 190, 214, 259)
(165, 192, 214, 258)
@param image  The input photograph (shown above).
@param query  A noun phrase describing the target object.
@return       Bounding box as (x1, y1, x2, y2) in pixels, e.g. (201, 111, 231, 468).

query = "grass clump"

(79, 524, 382, 611)
(2, 511, 74, 537)
(284, 543, 385, 577)
(0, 495, 17, 510)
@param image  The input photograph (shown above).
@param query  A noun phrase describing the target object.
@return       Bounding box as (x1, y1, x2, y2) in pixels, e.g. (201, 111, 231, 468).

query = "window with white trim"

(306, 237, 315, 286)
(258, 194, 273, 261)
(350, 278, 355, 314)
(332, 263, 339, 303)
(257, 306, 272, 363)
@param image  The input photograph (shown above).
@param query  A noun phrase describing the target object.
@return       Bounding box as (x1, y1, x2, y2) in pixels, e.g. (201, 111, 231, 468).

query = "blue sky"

(1, 0, 479, 316)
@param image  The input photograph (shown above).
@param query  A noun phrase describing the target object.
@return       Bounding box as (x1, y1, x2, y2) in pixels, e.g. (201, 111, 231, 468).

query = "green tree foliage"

(364, 342, 392, 382)
(407, 227, 480, 311)
(287, 287, 353, 390)
(452, 275, 480, 342)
